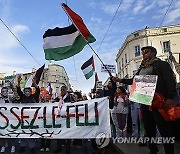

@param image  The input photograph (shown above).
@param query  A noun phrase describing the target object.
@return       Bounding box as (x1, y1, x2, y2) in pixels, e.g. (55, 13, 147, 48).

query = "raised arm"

(111, 76, 134, 85)
(16, 76, 23, 98)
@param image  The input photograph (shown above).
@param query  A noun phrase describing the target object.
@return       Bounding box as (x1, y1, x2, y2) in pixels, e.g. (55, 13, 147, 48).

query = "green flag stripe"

(85, 69, 95, 79)
(129, 93, 153, 105)
(44, 35, 87, 61)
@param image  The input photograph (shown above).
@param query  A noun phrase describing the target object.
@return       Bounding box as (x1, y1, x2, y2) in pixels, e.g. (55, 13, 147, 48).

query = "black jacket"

(121, 59, 176, 99)
(17, 87, 40, 103)
(103, 79, 117, 109)
(54, 93, 74, 103)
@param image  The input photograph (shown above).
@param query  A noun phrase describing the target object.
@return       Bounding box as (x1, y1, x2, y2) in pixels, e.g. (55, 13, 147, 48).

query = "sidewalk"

(112, 141, 180, 154)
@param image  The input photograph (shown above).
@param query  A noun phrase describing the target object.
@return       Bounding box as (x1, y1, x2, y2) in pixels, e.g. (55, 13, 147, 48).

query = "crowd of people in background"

(0, 75, 130, 154)
(0, 47, 180, 154)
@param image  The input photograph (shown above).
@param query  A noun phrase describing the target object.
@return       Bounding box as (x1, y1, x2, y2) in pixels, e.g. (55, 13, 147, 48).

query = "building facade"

(1, 64, 71, 97)
(39, 63, 71, 96)
(116, 24, 180, 85)
(19, 64, 71, 97)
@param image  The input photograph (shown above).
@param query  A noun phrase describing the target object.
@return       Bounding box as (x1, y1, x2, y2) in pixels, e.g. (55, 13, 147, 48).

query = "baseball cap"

(141, 46, 157, 53)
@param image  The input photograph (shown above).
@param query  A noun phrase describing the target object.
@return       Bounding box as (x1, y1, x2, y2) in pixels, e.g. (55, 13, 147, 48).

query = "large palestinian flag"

(43, 3, 96, 61)
(43, 24, 94, 60)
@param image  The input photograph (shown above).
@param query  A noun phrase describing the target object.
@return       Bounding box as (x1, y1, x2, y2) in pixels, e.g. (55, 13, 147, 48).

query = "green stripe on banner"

(85, 69, 94, 79)
(130, 93, 153, 105)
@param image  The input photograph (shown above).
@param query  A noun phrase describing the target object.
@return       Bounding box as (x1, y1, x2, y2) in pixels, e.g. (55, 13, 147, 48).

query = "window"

(133, 70, 137, 75)
(122, 58, 124, 68)
(134, 33, 139, 37)
(125, 54, 127, 63)
(163, 41, 170, 53)
(162, 28, 167, 32)
(126, 68, 128, 76)
(119, 62, 121, 70)
(135, 45, 140, 57)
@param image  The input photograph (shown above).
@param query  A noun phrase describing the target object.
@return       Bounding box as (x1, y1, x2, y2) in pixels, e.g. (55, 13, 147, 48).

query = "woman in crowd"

(114, 86, 129, 137)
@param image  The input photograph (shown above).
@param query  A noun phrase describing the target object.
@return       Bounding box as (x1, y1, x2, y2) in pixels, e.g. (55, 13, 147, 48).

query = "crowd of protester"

(0, 48, 180, 154)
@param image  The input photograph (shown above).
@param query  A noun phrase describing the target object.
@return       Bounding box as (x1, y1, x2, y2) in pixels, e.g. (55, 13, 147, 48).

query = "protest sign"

(101, 64, 116, 73)
(0, 97, 111, 139)
(129, 75, 158, 105)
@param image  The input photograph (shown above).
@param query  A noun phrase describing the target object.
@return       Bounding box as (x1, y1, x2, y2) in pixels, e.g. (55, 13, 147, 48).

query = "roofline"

(116, 24, 180, 61)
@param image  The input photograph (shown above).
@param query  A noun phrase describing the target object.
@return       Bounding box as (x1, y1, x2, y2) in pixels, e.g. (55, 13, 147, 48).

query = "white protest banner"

(101, 64, 116, 73)
(129, 75, 158, 105)
(0, 97, 111, 139)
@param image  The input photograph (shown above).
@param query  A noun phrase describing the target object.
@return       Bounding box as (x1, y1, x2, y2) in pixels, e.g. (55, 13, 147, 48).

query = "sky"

(0, 0, 180, 94)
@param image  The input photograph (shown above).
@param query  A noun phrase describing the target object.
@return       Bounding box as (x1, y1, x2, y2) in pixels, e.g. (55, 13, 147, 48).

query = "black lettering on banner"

(30, 107, 41, 129)
(43, 106, 52, 128)
(85, 102, 99, 126)
(76, 104, 84, 126)
(66, 105, 75, 128)
(0, 107, 9, 129)
(10, 107, 21, 129)
(21, 107, 30, 129)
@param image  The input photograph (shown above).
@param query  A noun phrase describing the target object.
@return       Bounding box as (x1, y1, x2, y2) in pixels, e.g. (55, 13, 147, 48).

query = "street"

(4, 139, 119, 154)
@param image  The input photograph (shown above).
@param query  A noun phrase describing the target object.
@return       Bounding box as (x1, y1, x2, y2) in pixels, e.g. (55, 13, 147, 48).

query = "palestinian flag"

(81, 56, 95, 79)
(25, 64, 45, 87)
(43, 24, 95, 61)
(61, 3, 96, 42)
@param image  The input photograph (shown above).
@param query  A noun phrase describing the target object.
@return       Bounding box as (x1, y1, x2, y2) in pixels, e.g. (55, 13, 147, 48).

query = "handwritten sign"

(129, 75, 158, 105)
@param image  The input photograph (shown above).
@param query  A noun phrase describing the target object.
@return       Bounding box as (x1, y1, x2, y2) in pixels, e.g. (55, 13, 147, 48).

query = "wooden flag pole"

(87, 43, 112, 77)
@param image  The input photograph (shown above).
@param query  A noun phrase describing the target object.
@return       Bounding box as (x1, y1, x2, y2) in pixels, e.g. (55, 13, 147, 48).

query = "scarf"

(140, 57, 160, 68)
(57, 93, 68, 117)
(150, 93, 180, 121)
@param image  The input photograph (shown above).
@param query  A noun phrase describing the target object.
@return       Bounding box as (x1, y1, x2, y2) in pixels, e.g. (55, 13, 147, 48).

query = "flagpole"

(61, 3, 112, 77)
(87, 43, 112, 77)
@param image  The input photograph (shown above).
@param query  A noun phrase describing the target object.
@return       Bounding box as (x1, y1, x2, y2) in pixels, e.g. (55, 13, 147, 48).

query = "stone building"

(21, 63, 71, 97)
(116, 24, 180, 86)
(39, 63, 71, 96)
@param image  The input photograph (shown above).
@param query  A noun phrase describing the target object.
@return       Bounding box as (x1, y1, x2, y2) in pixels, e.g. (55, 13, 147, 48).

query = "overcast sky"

(0, 0, 180, 94)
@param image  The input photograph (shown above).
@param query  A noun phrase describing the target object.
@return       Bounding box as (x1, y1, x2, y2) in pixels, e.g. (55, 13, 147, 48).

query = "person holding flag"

(112, 46, 176, 154)
(17, 76, 40, 153)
